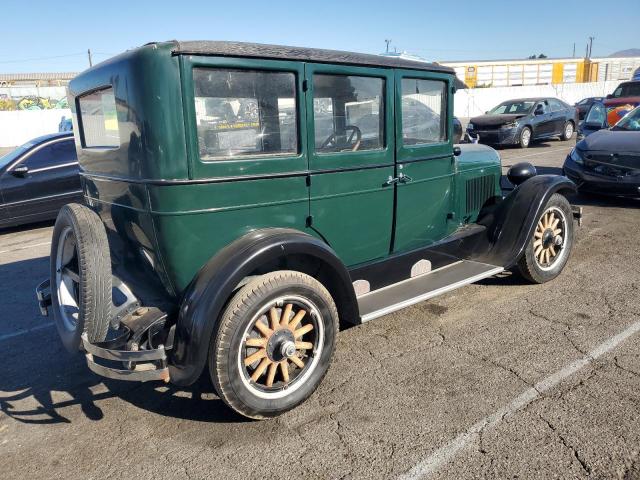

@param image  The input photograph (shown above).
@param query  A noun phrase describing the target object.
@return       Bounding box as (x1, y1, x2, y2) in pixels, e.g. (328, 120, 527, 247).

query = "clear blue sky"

(1, 0, 638, 73)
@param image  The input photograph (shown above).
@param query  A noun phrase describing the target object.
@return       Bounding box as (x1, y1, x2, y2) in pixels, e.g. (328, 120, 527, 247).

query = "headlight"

(467, 123, 474, 130)
(569, 147, 584, 165)
(501, 121, 518, 129)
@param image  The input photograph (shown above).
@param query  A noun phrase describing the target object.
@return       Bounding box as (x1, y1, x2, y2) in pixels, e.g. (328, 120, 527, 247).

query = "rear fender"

(169, 228, 357, 386)
(476, 175, 576, 268)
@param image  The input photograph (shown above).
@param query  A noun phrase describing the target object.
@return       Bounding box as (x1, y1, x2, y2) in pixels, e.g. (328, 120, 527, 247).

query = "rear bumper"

(82, 331, 170, 382)
(36, 278, 172, 383)
(563, 158, 640, 197)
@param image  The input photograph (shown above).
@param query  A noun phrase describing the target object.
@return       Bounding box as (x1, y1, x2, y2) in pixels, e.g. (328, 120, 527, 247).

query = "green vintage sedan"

(36, 41, 580, 419)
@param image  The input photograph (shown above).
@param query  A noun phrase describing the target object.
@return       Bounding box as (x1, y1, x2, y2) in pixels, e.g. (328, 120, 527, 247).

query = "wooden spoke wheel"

(517, 193, 574, 284)
(240, 296, 322, 393)
(210, 270, 338, 419)
(533, 207, 566, 270)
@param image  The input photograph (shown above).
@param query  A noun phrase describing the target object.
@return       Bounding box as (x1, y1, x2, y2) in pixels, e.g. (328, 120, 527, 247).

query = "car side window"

(21, 140, 76, 170)
(548, 99, 564, 112)
(400, 78, 447, 145)
(193, 68, 298, 160)
(585, 103, 606, 126)
(312, 74, 385, 153)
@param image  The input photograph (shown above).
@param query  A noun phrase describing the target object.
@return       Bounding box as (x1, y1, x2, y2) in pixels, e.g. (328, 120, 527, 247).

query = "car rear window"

(193, 68, 298, 160)
(78, 88, 120, 148)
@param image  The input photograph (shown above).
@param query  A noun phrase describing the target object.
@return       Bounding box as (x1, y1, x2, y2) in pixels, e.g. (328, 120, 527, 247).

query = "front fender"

(168, 228, 357, 386)
(476, 174, 576, 268)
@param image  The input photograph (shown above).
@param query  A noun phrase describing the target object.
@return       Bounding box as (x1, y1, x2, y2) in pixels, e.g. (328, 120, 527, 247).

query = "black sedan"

(564, 106, 640, 197)
(575, 96, 604, 120)
(466, 97, 578, 148)
(0, 132, 82, 228)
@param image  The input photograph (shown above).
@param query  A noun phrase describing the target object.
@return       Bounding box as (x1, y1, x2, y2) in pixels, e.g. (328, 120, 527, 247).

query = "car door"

(548, 99, 568, 134)
(392, 70, 455, 253)
(306, 64, 395, 266)
(1, 138, 80, 223)
(532, 100, 554, 137)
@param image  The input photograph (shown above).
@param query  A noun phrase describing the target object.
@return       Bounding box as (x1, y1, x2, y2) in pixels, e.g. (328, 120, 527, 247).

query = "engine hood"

(578, 129, 640, 155)
(470, 114, 527, 128)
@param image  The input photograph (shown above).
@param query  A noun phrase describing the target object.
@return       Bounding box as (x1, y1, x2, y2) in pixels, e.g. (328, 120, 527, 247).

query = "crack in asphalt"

(539, 414, 592, 476)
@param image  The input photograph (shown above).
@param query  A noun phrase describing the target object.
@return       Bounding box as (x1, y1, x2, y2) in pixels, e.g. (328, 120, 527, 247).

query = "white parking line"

(398, 318, 640, 480)
(0, 322, 55, 342)
(0, 241, 51, 256)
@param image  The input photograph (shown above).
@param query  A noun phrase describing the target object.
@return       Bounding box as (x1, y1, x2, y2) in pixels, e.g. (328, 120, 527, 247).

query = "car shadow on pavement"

(0, 256, 245, 426)
(0, 330, 245, 425)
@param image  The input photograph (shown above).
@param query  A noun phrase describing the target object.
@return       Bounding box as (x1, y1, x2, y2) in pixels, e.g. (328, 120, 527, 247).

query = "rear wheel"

(209, 270, 338, 419)
(50, 204, 112, 352)
(517, 193, 574, 283)
(519, 127, 532, 148)
(561, 121, 574, 141)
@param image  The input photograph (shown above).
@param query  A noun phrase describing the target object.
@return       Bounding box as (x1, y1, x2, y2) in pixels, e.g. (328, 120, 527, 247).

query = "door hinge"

(306, 215, 313, 227)
(302, 80, 309, 92)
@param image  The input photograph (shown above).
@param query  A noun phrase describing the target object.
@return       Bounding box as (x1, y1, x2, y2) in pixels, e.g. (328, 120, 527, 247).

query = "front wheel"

(517, 193, 574, 283)
(519, 127, 532, 148)
(209, 270, 339, 419)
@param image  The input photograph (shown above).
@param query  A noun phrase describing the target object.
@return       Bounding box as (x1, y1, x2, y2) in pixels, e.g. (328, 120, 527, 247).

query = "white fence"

(454, 80, 620, 118)
(0, 109, 71, 147)
(0, 80, 624, 148)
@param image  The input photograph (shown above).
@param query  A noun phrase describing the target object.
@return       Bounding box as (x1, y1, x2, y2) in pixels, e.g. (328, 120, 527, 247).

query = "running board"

(357, 260, 504, 322)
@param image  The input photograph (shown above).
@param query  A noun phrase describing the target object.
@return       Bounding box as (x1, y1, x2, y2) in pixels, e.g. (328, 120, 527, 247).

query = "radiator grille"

(465, 175, 495, 213)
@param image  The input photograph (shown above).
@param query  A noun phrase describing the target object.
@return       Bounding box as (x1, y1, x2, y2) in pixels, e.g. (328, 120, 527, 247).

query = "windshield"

(612, 107, 640, 131)
(489, 101, 535, 115)
(612, 82, 640, 98)
(0, 140, 36, 170)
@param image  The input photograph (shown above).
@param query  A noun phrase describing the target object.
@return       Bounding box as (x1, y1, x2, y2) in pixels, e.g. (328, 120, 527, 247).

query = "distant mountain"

(609, 49, 640, 57)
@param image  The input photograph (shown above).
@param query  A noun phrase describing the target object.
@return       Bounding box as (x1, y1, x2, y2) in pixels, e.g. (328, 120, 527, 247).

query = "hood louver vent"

(466, 175, 495, 214)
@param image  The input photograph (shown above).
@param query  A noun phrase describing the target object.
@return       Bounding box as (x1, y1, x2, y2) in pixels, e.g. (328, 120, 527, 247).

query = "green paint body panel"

(68, 41, 502, 299)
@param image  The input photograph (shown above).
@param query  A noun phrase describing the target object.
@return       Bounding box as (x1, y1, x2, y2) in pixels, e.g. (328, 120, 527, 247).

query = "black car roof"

(29, 132, 74, 144)
(171, 41, 455, 75)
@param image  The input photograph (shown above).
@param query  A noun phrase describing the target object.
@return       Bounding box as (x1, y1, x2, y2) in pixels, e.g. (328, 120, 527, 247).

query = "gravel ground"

(2, 137, 640, 480)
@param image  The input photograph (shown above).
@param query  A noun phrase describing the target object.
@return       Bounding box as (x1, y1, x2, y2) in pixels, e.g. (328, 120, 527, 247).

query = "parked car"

(565, 105, 640, 197)
(36, 41, 578, 420)
(0, 132, 81, 228)
(577, 95, 640, 141)
(575, 96, 604, 120)
(466, 97, 578, 148)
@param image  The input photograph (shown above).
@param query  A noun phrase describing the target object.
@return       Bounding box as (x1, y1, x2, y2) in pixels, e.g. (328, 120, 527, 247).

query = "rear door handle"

(398, 173, 413, 183)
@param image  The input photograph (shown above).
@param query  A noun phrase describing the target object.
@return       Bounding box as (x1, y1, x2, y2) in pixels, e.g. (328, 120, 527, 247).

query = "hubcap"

(521, 129, 531, 146)
(565, 123, 573, 138)
(55, 226, 81, 332)
(239, 296, 323, 397)
(533, 208, 566, 270)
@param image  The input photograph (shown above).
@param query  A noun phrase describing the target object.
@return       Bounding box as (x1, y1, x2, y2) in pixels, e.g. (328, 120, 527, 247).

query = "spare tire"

(50, 203, 112, 352)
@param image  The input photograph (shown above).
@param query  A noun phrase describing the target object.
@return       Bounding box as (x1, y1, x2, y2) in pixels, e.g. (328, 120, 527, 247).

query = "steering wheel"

(320, 125, 362, 151)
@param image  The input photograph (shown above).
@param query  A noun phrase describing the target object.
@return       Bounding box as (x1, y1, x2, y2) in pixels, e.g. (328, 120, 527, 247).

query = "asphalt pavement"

(2, 137, 640, 479)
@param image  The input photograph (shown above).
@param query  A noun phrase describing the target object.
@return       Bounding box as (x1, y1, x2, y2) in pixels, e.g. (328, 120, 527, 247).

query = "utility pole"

(572, 43, 575, 58)
(88, 48, 93, 67)
(588, 36, 595, 58)
(384, 39, 392, 54)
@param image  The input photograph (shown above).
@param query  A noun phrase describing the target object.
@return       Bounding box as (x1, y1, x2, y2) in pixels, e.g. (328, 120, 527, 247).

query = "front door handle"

(384, 175, 399, 186)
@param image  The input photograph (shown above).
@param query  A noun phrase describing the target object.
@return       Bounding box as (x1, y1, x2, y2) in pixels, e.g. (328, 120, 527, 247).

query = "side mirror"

(534, 107, 544, 116)
(507, 162, 537, 186)
(11, 165, 29, 177)
(606, 94, 613, 99)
